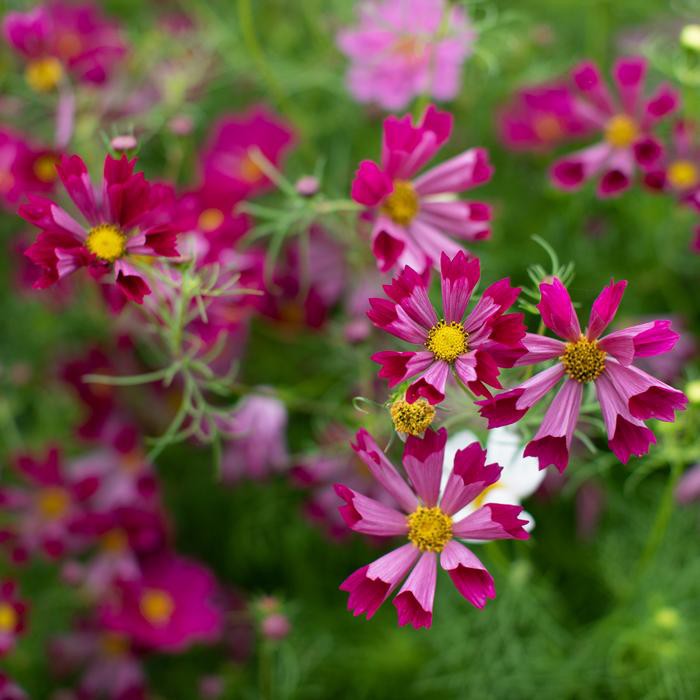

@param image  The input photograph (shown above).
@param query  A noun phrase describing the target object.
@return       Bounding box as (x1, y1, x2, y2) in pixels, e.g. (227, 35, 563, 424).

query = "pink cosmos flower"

(368, 251, 525, 403)
(99, 553, 223, 652)
(676, 464, 700, 505)
(0, 581, 27, 656)
(477, 278, 687, 472)
(0, 674, 25, 700)
(202, 107, 295, 200)
(550, 57, 679, 197)
(337, 0, 475, 111)
(3, 2, 126, 91)
(498, 83, 591, 152)
(337, 428, 528, 628)
(21, 154, 180, 303)
(351, 105, 492, 272)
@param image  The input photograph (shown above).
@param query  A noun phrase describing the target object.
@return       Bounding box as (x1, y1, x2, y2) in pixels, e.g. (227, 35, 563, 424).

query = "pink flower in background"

(0, 581, 27, 656)
(99, 554, 223, 652)
(2, 2, 126, 91)
(478, 278, 687, 472)
(22, 154, 180, 303)
(337, 428, 528, 628)
(337, 0, 475, 111)
(676, 464, 700, 505)
(369, 251, 524, 403)
(499, 83, 591, 152)
(0, 674, 26, 700)
(351, 105, 492, 272)
(550, 57, 679, 197)
(202, 107, 295, 200)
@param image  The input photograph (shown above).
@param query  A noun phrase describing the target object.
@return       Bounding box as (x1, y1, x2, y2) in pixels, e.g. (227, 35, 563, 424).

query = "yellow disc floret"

(382, 180, 419, 225)
(407, 506, 452, 552)
(86, 224, 127, 262)
(25, 57, 64, 92)
(139, 589, 174, 626)
(0, 604, 17, 633)
(604, 114, 639, 148)
(560, 335, 607, 383)
(667, 159, 699, 190)
(37, 487, 70, 520)
(533, 114, 564, 142)
(197, 207, 224, 232)
(390, 397, 436, 436)
(33, 154, 59, 183)
(426, 320, 468, 362)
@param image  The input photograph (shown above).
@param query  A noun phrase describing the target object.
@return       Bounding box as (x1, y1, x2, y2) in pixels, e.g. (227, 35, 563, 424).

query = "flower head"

(0, 581, 27, 656)
(337, 428, 528, 628)
(351, 105, 492, 272)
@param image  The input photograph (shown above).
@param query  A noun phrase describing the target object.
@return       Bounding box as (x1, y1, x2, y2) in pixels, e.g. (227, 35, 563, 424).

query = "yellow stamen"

(425, 320, 468, 362)
(37, 487, 70, 520)
(55, 31, 82, 59)
(25, 57, 63, 92)
(100, 633, 129, 657)
(33, 154, 59, 183)
(560, 335, 607, 383)
(382, 180, 419, 226)
(139, 589, 174, 626)
(390, 397, 435, 436)
(197, 207, 224, 232)
(101, 529, 128, 552)
(86, 224, 127, 262)
(0, 604, 17, 633)
(604, 114, 639, 148)
(533, 114, 563, 142)
(392, 36, 424, 60)
(407, 506, 452, 552)
(238, 151, 264, 183)
(667, 159, 699, 190)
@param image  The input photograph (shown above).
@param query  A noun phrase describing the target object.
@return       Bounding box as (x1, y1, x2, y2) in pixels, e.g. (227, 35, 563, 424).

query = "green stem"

(83, 367, 174, 387)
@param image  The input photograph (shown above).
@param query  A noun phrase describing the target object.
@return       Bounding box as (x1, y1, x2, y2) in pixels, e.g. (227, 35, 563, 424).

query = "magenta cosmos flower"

(0, 581, 27, 656)
(21, 154, 180, 303)
(477, 278, 688, 472)
(336, 428, 528, 628)
(369, 251, 524, 403)
(337, 0, 475, 111)
(352, 105, 492, 272)
(0, 674, 25, 700)
(3, 2, 126, 92)
(550, 57, 679, 197)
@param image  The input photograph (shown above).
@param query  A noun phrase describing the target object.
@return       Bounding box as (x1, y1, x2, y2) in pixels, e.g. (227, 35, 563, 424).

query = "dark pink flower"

(477, 278, 687, 472)
(0, 673, 26, 700)
(22, 154, 180, 304)
(0, 581, 28, 656)
(550, 57, 678, 197)
(368, 251, 524, 403)
(99, 553, 223, 652)
(337, 428, 528, 628)
(351, 105, 493, 272)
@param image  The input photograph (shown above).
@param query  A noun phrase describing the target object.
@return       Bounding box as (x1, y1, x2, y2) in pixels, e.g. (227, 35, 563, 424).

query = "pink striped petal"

(334, 484, 408, 536)
(440, 251, 479, 323)
(440, 540, 495, 609)
(452, 503, 529, 540)
(392, 551, 437, 629)
(403, 428, 447, 507)
(537, 278, 581, 341)
(587, 279, 627, 339)
(440, 442, 501, 516)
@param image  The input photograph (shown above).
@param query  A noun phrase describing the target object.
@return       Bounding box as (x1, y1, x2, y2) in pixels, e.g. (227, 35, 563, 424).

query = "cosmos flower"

(550, 57, 679, 197)
(337, 0, 475, 111)
(0, 674, 26, 700)
(0, 581, 27, 656)
(3, 2, 126, 92)
(22, 154, 180, 303)
(368, 251, 525, 403)
(351, 105, 492, 272)
(477, 278, 687, 472)
(336, 428, 528, 628)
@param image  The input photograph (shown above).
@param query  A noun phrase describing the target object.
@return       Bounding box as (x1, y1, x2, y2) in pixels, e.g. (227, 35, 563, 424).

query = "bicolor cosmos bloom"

(2, 2, 126, 91)
(550, 57, 679, 197)
(22, 154, 180, 303)
(337, 0, 475, 111)
(336, 428, 529, 628)
(0, 581, 27, 656)
(202, 107, 295, 200)
(99, 554, 223, 652)
(498, 83, 591, 152)
(351, 105, 492, 272)
(477, 278, 688, 472)
(368, 251, 525, 403)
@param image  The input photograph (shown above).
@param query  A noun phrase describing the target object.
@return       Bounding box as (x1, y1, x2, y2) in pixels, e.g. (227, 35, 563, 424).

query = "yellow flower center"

(667, 159, 699, 190)
(100, 632, 129, 657)
(33, 154, 59, 183)
(392, 36, 424, 60)
(37, 487, 70, 520)
(390, 397, 436, 436)
(197, 207, 224, 232)
(55, 31, 83, 59)
(101, 529, 128, 552)
(0, 170, 14, 194)
(604, 114, 639, 148)
(533, 114, 564, 142)
(238, 151, 264, 184)
(25, 57, 64, 92)
(560, 335, 607, 383)
(86, 224, 127, 262)
(382, 180, 419, 225)
(0, 604, 17, 633)
(139, 589, 174, 626)
(407, 506, 452, 552)
(425, 320, 468, 362)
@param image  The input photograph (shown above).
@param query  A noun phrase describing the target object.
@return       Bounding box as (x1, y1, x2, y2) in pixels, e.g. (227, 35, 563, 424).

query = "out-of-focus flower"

(576, 481, 605, 540)
(498, 84, 591, 152)
(22, 154, 180, 303)
(478, 278, 687, 472)
(99, 554, 223, 652)
(676, 464, 700, 504)
(551, 57, 678, 197)
(0, 674, 26, 700)
(261, 613, 290, 641)
(0, 581, 27, 656)
(2, 2, 126, 91)
(337, 0, 475, 111)
(202, 107, 295, 200)
(199, 676, 225, 699)
(351, 105, 492, 272)
(337, 428, 528, 628)
(295, 175, 319, 197)
(220, 394, 288, 483)
(369, 251, 525, 403)
(110, 135, 137, 152)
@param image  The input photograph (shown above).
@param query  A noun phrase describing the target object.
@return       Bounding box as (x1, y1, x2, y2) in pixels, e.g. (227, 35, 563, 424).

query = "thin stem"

(83, 367, 175, 387)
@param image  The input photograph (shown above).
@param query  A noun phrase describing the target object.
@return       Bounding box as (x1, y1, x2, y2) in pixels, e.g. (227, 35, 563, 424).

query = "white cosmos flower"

(441, 426, 545, 532)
